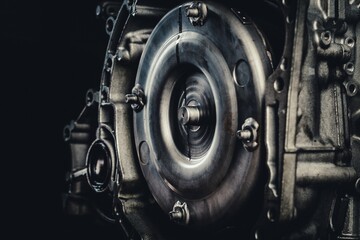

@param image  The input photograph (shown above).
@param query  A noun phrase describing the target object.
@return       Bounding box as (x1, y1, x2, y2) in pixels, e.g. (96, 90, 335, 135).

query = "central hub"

(178, 105, 202, 126)
(170, 71, 216, 159)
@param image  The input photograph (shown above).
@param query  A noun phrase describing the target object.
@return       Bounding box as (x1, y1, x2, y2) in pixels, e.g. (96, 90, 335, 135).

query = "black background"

(3, 0, 115, 238)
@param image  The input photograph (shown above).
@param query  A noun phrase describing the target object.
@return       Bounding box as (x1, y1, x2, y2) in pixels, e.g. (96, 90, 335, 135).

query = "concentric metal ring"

(172, 70, 215, 159)
(133, 2, 272, 226)
(142, 33, 238, 199)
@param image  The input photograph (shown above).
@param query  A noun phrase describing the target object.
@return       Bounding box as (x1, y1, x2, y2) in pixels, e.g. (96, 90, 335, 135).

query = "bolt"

(185, 2, 208, 26)
(178, 106, 202, 125)
(169, 201, 189, 225)
(237, 118, 259, 151)
(125, 94, 139, 104)
(169, 209, 183, 221)
(186, 8, 200, 18)
(236, 129, 252, 141)
(126, 84, 145, 112)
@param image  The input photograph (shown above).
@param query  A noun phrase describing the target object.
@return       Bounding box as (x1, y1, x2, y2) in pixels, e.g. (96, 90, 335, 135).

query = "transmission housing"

(63, 0, 360, 239)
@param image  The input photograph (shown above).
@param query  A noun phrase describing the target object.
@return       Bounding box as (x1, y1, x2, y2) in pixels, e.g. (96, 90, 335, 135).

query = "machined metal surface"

(133, 1, 272, 226)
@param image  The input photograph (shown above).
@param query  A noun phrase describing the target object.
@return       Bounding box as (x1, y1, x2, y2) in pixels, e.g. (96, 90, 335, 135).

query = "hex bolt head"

(185, 2, 208, 26)
(125, 84, 145, 112)
(169, 201, 190, 225)
(237, 117, 259, 151)
(169, 209, 183, 221)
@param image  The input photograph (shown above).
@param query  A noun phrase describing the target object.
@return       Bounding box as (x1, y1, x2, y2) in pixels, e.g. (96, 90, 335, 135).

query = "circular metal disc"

(133, 2, 272, 226)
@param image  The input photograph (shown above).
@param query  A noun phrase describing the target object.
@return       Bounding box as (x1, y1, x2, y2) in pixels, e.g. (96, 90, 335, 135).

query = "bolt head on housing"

(186, 2, 208, 26)
(237, 117, 259, 151)
(169, 201, 190, 225)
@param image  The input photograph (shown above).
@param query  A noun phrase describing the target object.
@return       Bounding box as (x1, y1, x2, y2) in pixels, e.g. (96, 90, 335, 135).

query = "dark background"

(3, 0, 115, 238)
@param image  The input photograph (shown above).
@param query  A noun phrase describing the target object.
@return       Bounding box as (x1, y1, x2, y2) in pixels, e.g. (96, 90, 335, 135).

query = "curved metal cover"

(133, 2, 272, 226)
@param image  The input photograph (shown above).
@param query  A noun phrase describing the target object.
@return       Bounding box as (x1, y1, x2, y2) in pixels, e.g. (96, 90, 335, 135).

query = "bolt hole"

(320, 31, 332, 46)
(106, 17, 114, 33)
(345, 37, 355, 48)
(348, 83, 356, 93)
(345, 62, 355, 75)
(274, 77, 285, 93)
(322, 31, 331, 41)
(347, 82, 358, 96)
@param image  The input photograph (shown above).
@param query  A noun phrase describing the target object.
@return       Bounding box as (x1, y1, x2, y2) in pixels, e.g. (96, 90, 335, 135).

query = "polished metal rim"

(144, 32, 238, 199)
